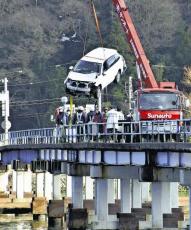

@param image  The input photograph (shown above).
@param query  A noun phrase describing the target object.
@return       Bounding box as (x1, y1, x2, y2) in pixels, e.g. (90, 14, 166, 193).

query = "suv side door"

(100, 55, 115, 88)
(103, 54, 120, 88)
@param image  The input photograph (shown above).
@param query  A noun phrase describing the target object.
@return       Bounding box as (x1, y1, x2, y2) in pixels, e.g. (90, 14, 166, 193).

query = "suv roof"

(82, 47, 118, 63)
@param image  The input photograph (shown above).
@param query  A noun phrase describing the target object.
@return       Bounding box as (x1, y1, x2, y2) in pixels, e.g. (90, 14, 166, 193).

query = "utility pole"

(0, 78, 11, 143)
(98, 93, 102, 112)
(128, 76, 133, 110)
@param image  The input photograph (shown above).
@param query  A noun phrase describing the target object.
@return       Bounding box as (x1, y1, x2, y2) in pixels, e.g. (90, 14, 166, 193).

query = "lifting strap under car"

(90, 0, 104, 47)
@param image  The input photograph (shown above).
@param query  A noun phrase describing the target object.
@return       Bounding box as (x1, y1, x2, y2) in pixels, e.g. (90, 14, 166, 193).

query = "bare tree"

(126, 0, 183, 55)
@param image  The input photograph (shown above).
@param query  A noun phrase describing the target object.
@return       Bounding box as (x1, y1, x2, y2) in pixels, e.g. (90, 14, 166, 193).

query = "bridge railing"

(61, 119, 190, 143)
(0, 119, 190, 146)
(0, 128, 60, 146)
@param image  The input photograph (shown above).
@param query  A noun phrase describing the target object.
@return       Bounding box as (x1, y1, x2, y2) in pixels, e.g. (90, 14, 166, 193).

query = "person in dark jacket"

(93, 107, 103, 134)
(73, 106, 86, 141)
(86, 108, 95, 123)
(86, 107, 95, 140)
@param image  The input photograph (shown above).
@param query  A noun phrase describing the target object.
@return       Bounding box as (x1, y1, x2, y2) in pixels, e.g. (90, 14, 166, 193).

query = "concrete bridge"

(0, 120, 191, 229)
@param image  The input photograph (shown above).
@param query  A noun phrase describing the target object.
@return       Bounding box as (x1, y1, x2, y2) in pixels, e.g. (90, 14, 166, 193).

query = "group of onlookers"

(55, 105, 133, 136)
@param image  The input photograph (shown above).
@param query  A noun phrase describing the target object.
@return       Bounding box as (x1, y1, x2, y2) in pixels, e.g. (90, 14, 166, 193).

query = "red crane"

(112, 0, 188, 122)
(112, 0, 158, 89)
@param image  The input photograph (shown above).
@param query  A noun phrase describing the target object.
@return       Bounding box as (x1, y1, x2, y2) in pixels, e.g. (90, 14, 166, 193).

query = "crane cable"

(69, 1, 104, 113)
(90, 0, 104, 47)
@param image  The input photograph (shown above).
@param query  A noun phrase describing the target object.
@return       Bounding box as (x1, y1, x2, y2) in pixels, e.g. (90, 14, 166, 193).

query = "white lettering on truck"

(147, 113, 172, 119)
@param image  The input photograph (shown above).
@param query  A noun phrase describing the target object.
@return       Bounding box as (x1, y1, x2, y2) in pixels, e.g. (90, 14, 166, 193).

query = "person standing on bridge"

(117, 106, 125, 142)
(106, 107, 118, 142)
(93, 107, 103, 140)
(73, 106, 86, 141)
(86, 107, 95, 141)
(101, 107, 108, 139)
(55, 107, 65, 137)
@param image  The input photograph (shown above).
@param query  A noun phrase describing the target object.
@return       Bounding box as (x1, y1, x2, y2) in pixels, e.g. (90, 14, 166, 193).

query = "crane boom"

(112, 0, 158, 89)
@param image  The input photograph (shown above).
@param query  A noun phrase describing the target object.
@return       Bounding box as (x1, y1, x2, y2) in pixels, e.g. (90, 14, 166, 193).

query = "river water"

(0, 220, 48, 230)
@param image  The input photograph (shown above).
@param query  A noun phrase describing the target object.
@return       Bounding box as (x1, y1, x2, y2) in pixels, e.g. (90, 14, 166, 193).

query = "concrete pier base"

(48, 217, 63, 229)
(33, 214, 46, 221)
(120, 178, 131, 213)
(72, 176, 83, 208)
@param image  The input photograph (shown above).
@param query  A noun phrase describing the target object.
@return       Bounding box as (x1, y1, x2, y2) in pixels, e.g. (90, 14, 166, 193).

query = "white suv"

(64, 47, 126, 98)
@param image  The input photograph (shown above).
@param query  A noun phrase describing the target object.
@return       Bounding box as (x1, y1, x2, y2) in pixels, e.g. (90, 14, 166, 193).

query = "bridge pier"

(132, 179, 141, 208)
(66, 175, 72, 198)
(161, 182, 171, 214)
(142, 182, 151, 203)
(95, 178, 108, 221)
(72, 176, 83, 208)
(16, 171, 24, 199)
(33, 172, 47, 221)
(108, 179, 115, 204)
(53, 174, 62, 200)
(12, 170, 26, 199)
(171, 182, 179, 208)
(152, 182, 173, 229)
(36, 172, 44, 197)
(24, 170, 32, 197)
(92, 178, 117, 229)
(189, 185, 191, 230)
(0, 171, 9, 194)
(44, 171, 53, 200)
(120, 178, 131, 213)
(48, 174, 65, 229)
(85, 176, 94, 199)
(152, 182, 163, 228)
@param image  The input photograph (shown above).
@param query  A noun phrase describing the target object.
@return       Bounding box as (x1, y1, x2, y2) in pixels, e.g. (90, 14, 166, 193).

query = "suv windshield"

(139, 93, 180, 110)
(73, 60, 101, 74)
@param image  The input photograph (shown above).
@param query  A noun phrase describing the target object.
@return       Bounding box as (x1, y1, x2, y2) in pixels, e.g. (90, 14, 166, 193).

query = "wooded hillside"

(0, 0, 191, 130)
